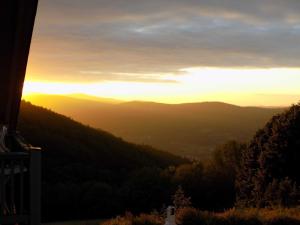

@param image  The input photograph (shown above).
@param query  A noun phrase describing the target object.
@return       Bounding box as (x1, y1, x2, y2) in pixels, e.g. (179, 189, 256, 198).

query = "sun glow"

(23, 67, 300, 106)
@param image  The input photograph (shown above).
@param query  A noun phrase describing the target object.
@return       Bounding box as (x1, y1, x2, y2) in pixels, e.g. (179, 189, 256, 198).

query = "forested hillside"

(16, 101, 300, 224)
(16, 101, 249, 222)
(24, 94, 284, 159)
(18, 101, 187, 221)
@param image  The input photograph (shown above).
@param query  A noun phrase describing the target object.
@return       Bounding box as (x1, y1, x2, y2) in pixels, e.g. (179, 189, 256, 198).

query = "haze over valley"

(24, 94, 284, 159)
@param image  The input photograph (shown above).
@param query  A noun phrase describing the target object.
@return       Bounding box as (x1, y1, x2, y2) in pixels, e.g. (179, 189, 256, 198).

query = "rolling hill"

(18, 101, 187, 221)
(24, 94, 284, 159)
(18, 101, 185, 171)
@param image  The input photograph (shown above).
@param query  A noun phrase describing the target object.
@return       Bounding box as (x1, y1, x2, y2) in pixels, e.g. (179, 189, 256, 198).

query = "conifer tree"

(172, 186, 192, 209)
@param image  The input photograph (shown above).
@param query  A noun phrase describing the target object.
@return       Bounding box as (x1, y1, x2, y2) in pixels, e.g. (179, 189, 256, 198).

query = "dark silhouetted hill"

(17, 101, 187, 221)
(18, 101, 186, 171)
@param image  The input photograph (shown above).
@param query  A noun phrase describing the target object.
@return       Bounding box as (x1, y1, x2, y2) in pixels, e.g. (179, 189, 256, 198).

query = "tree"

(172, 186, 192, 209)
(208, 141, 245, 209)
(237, 104, 300, 207)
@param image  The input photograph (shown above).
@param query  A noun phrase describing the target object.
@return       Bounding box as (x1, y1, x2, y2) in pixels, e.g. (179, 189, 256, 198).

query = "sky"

(24, 0, 300, 106)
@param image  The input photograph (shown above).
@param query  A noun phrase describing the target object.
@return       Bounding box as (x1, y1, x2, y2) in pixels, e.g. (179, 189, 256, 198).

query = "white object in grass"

(165, 206, 176, 225)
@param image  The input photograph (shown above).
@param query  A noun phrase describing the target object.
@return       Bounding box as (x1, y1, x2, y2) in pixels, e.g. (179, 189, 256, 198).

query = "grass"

(43, 219, 105, 225)
(42, 208, 300, 225)
(218, 208, 300, 221)
(102, 212, 163, 225)
(102, 208, 300, 225)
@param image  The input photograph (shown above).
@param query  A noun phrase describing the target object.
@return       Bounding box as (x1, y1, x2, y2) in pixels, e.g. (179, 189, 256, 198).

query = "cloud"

(27, 0, 300, 82)
(78, 71, 178, 83)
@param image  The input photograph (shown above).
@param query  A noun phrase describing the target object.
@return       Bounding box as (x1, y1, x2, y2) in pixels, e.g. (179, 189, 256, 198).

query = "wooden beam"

(0, 0, 38, 133)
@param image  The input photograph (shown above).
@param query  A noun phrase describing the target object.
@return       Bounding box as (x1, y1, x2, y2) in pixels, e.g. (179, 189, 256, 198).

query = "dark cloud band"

(28, 0, 300, 82)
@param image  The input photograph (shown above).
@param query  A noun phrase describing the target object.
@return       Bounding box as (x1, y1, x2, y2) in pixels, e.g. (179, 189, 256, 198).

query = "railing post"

(30, 148, 41, 225)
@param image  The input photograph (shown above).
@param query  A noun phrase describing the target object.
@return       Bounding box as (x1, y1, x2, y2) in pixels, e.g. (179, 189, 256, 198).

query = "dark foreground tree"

(173, 186, 192, 209)
(237, 104, 300, 207)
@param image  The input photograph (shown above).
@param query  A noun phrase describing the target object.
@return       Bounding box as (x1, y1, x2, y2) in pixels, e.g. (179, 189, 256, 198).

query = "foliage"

(102, 213, 163, 225)
(176, 207, 217, 225)
(172, 186, 192, 209)
(237, 104, 300, 207)
(168, 141, 245, 211)
(104, 208, 300, 225)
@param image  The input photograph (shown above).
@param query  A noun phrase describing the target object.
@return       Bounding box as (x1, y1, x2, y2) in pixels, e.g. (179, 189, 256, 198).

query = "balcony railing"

(0, 135, 41, 225)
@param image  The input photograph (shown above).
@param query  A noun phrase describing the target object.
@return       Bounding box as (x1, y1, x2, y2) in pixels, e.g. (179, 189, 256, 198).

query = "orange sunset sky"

(24, 0, 300, 106)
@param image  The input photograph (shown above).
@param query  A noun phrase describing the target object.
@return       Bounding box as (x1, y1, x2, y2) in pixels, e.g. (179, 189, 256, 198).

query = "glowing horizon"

(23, 67, 300, 107)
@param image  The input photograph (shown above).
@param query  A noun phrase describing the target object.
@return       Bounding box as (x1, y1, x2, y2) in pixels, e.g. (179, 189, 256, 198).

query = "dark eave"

(0, 0, 38, 132)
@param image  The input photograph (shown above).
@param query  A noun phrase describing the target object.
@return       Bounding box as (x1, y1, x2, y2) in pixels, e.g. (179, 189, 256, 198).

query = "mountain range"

(24, 94, 284, 159)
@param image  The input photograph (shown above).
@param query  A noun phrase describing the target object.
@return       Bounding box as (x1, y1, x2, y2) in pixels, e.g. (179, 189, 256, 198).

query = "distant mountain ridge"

(24, 94, 285, 159)
(67, 93, 123, 104)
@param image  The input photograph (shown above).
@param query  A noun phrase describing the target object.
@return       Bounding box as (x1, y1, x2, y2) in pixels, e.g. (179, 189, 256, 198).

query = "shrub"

(102, 216, 131, 225)
(176, 207, 204, 225)
(264, 217, 300, 225)
(176, 207, 222, 225)
(222, 215, 262, 225)
(132, 214, 163, 225)
(102, 213, 162, 225)
(104, 208, 300, 225)
(220, 208, 262, 225)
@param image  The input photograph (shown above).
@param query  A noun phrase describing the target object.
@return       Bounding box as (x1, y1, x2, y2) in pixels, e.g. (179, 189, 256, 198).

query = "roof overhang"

(0, 0, 38, 132)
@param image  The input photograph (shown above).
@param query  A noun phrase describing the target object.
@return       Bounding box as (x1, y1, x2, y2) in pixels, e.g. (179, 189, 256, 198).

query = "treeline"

(18, 101, 300, 222)
(42, 143, 243, 221)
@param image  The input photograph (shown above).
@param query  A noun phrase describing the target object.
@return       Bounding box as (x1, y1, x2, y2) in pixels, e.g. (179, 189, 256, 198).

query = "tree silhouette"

(237, 104, 300, 207)
(173, 186, 192, 209)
